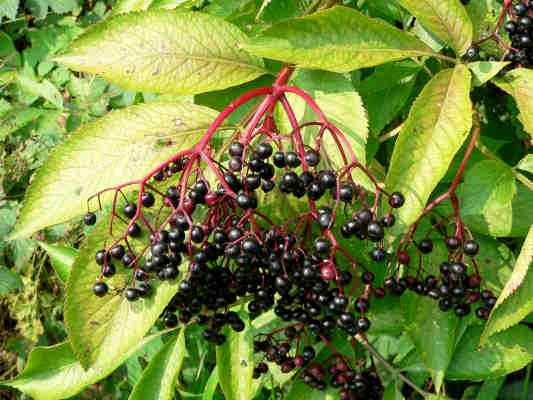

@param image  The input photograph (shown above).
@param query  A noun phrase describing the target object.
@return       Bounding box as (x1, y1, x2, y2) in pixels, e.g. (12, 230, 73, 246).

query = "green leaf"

(129, 329, 186, 400)
(0, 107, 44, 141)
(286, 381, 338, 400)
(216, 312, 258, 400)
(447, 325, 533, 381)
(3, 332, 166, 400)
(397, 0, 473, 55)
(17, 75, 64, 109)
(516, 154, 533, 174)
(481, 227, 533, 344)
(459, 159, 532, 237)
(401, 292, 460, 392)
(0, 0, 19, 19)
(357, 61, 420, 135)
(113, 0, 154, 13)
(243, 6, 433, 73)
(0, 266, 23, 295)
(493, 68, 533, 138)
(468, 61, 509, 87)
(385, 65, 472, 229)
(37, 241, 77, 282)
(475, 376, 506, 400)
(55, 11, 265, 95)
(65, 217, 181, 368)
(10, 102, 219, 239)
(202, 366, 219, 400)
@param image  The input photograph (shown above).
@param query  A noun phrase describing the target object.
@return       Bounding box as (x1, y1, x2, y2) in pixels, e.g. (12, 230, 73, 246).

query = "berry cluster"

(81, 68, 488, 396)
(504, 1, 533, 66)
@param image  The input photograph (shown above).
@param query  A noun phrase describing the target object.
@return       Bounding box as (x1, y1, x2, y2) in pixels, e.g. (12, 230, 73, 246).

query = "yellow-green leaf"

(493, 68, 533, 138)
(481, 227, 533, 344)
(55, 11, 266, 95)
(10, 102, 219, 239)
(243, 6, 433, 73)
(397, 0, 473, 55)
(129, 329, 186, 400)
(385, 65, 472, 229)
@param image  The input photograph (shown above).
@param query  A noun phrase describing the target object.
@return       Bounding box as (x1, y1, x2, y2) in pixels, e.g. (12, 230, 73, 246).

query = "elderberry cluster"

(504, 1, 533, 67)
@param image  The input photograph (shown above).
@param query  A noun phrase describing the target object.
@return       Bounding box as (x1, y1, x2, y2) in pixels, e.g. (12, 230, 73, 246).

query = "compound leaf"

(243, 6, 433, 73)
(55, 11, 266, 95)
(493, 68, 533, 137)
(2, 332, 165, 400)
(397, 0, 473, 55)
(65, 217, 181, 369)
(11, 102, 219, 239)
(481, 227, 533, 344)
(385, 65, 472, 229)
(129, 329, 186, 400)
(447, 325, 533, 381)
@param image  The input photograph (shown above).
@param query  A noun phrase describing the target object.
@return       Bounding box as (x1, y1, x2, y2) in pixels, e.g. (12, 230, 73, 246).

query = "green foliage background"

(0, 0, 531, 399)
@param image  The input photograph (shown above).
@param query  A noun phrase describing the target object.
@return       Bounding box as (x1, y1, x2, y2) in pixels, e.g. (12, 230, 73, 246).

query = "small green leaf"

(475, 376, 506, 400)
(401, 292, 460, 392)
(468, 61, 509, 86)
(216, 312, 258, 400)
(493, 68, 533, 138)
(481, 227, 533, 344)
(65, 217, 181, 368)
(11, 102, 219, 239)
(447, 325, 533, 381)
(516, 154, 533, 174)
(17, 75, 64, 109)
(286, 381, 339, 400)
(129, 329, 186, 400)
(397, 0, 473, 55)
(243, 6, 433, 73)
(55, 11, 266, 95)
(0, 266, 23, 295)
(37, 241, 77, 282)
(2, 332, 165, 400)
(385, 65, 472, 229)
(0, 107, 44, 141)
(0, 0, 19, 19)
(113, 0, 154, 13)
(459, 160, 532, 237)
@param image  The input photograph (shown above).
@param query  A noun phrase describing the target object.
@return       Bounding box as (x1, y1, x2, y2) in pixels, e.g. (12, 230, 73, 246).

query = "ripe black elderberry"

(84, 212, 97, 226)
(93, 281, 108, 297)
(388, 192, 405, 208)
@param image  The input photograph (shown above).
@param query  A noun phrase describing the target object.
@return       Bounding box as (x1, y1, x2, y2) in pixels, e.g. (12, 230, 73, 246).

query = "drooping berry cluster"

(504, 1, 533, 66)
(81, 67, 486, 396)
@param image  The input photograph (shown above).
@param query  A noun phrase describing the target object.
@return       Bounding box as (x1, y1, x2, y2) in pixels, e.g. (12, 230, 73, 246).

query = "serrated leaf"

(481, 227, 533, 344)
(459, 160, 532, 237)
(397, 0, 473, 55)
(0, 266, 23, 295)
(401, 292, 460, 392)
(516, 154, 533, 174)
(216, 312, 259, 400)
(65, 216, 181, 368)
(447, 325, 533, 381)
(357, 61, 420, 135)
(10, 102, 219, 239)
(2, 332, 166, 400)
(55, 11, 265, 95)
(385, 65, 472, 229)
(129, 329, 186, 400)
(493, 68, 533, 138)
(37, 241, 77, 282)
(468, 61, 509, 86)
(243, 6, 433, 73)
